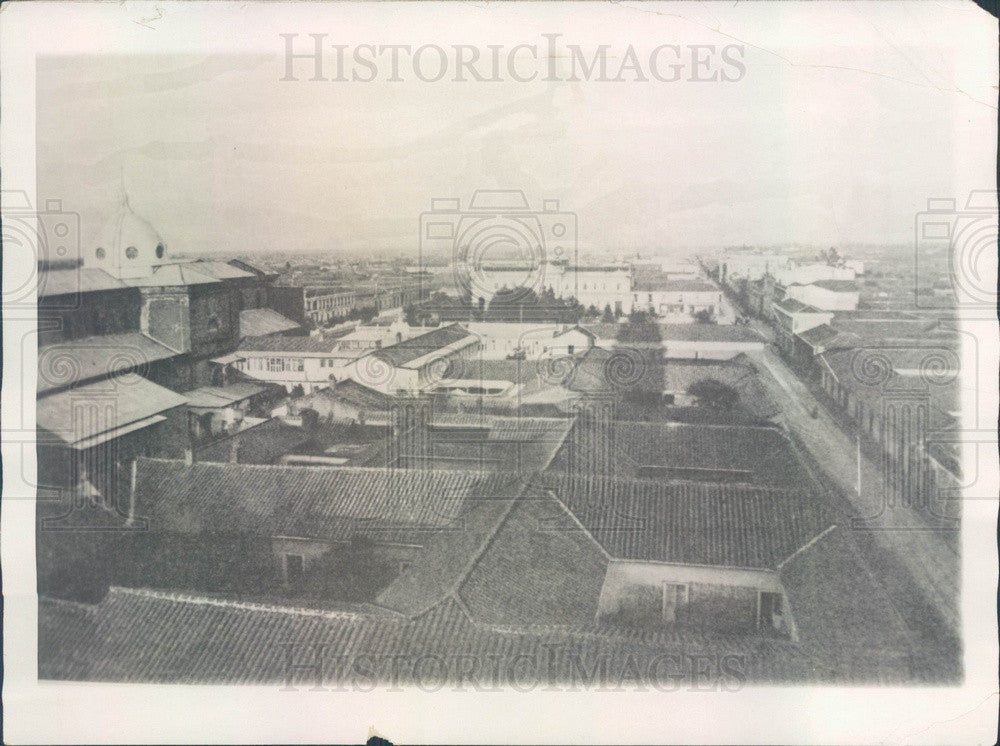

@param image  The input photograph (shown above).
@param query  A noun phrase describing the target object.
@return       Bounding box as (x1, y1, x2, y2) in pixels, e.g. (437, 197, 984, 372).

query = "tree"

(693, 308, 716, 324)
(601, 304, 615, 323)
(687, 378, 739, 410)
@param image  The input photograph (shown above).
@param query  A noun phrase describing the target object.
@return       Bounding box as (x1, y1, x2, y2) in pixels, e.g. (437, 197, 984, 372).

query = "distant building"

(631, 277, 732, 323)
(784, 280, 860, 311)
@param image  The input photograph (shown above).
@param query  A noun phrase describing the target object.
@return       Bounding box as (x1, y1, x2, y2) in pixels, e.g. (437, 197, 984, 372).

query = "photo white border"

(2, 2, 997, 743)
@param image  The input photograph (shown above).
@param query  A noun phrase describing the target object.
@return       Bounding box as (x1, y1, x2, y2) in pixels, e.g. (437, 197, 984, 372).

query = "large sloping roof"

(37, 378, 188, 447)
(134, 458, 514, 541)
(238, 308, 302, 338)
(38, 267, 127, 298)
(374, 324, 477, 367)
(548, 421, 810, 488)
(40, 582, 924, 684)
(456, 489, 610, 626)
(38, 333, 181, 393)
(539, 474, 830, 569)
(779, 527, 912, 650)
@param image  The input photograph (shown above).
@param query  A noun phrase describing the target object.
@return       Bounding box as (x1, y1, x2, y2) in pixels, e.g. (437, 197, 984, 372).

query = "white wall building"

(784, 280, 861, 311)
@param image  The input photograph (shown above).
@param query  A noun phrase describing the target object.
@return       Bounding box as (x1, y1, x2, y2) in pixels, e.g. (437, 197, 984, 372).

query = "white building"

(347, 323, 481, 393)
(774, 262, 856, 288)
(784, 280, 861, 311)
(231, 336, 365, 394)
(631, 278, 733, 323)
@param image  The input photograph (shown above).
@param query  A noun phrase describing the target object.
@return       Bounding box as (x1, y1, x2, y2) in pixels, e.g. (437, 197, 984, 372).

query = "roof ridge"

(776, 524, 838, 570)
(137, 457, 521, 481)
(107, 586, 393, 622)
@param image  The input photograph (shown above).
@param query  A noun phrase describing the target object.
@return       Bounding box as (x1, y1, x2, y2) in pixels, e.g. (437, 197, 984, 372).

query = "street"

(745, 323, 960, 639)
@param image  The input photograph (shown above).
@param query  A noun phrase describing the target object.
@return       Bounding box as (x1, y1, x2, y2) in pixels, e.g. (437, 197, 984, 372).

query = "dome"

(90, 196, 168, 278)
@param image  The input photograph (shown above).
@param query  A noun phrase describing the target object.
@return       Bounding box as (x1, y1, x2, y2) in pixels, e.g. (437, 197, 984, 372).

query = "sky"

(35, 1, 997, 259)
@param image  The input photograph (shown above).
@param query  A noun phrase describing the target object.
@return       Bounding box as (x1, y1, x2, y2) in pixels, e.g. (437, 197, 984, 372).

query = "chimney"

(229, 437, 240, 464)
(183, 448, 194, 466)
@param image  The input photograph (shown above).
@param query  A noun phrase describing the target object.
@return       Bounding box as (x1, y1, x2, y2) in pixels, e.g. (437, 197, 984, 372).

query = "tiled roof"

(374, 324, 477, 367)
(548, 421, 811, 488)
(444, 359, 545, 386)
(38, 267, 126, 298)
(38, 332, 181, 393)
(324, 379, 396, 409)
(135, 458, 512, 541)
(539, 474, 830, 569)
(194, 419, 311, 465)
(817, 346, 960, 431)
(564, 346, 664, 394)
(37, 378, 188, 446)
(456, 490, 609, 626)
(40, 583, 923, 684)
(779, 527, 912, 649)
(239, 308, 302, 338)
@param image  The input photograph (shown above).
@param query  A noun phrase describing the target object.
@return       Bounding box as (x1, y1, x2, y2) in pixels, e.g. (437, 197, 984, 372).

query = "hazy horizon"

(36, 3, 996, 259)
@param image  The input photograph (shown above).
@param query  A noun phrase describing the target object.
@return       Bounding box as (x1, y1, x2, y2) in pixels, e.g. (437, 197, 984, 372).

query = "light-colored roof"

(178, 261, 255, 280)
(38, 333, 181, 393)
(39, 267, 126, 298)
(120, 263, 220, 288)
(37, 377, 188, 445)
(182, 382, 269, 408)
(239, 308, 302, 338)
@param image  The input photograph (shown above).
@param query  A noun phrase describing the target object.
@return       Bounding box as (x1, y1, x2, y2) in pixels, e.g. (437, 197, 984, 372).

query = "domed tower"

(88, 196, 168, 279)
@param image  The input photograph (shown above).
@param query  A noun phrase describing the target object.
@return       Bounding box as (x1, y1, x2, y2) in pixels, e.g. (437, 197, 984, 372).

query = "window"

(156, 243, 165, 259)
(285, 553, 304, 583)
(95, 247, 106, 259)
(125, 246, 138, 259)
(758, 591, 784, 632)
(662, 583, 688, 624)
(567, 345, 575, 355)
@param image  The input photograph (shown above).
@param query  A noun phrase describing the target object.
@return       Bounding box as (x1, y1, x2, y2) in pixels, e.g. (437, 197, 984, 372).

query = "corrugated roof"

(37, 378, 188, 445)
(540, 473, 830, 569)
(239, 308, 302, 338)
(38, 333, 181, 393)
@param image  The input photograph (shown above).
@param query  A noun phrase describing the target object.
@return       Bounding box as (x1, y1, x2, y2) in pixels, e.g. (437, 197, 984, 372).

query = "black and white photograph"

(1, 1, 997, 743)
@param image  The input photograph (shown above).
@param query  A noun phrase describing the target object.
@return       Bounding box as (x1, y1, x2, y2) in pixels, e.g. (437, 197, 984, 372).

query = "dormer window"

(125, 246, 139, 259)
